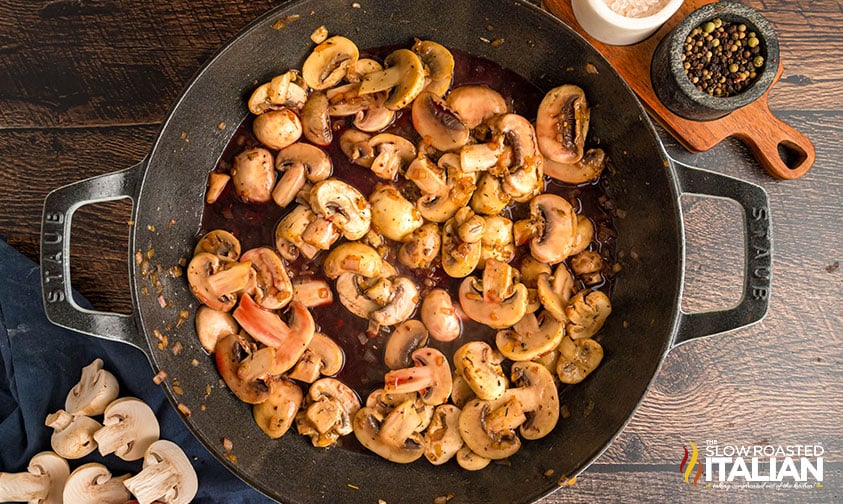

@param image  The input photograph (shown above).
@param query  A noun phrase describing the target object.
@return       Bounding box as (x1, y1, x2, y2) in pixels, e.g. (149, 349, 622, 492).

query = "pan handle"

(40, 160, 148, 354)
(671, 161, 772, 346)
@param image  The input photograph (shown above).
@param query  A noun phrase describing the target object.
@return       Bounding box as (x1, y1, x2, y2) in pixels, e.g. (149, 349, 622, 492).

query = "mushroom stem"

(207, 261, 252, 296)
(122, 462, 180, 504)
(378, 400, 424, 444)
(0, 472, 48, 501)
(383, 366, 435, 396)
(484, 396, 527, 433)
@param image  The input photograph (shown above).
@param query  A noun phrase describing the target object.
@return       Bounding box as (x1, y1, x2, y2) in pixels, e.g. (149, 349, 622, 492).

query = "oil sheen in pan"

(199, 47, 618, 442)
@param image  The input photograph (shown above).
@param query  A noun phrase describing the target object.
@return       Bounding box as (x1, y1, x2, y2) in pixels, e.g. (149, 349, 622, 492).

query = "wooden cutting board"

(543, 0, 815, 179)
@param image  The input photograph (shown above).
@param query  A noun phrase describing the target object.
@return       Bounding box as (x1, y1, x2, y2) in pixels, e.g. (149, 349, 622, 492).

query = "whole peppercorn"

(681, 17, 766, 97)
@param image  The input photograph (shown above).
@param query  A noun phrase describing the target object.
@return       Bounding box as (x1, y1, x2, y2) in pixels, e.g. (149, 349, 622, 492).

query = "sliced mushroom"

(205, 172, 229, 204)
(368, 134, 416, 180)
(489, 113, 543, 203)
(353, 91, 395, 132)
(422, 404, 463, 465)
(62, 463, 131, 504)
(412, 39, 455, 97)
(291, 277, 334, 307)
(411, 91, 469, 152)
(496, 311, 566, 362)
(536, 264, 575, 322)
(122, 440, 198, 504)
(339, 128, 375, 168)
(335, 272, 381, 319)
(571, 250, 604, 286)
(470, 172, 511, 215)
(456, 445, 491, 471)
(187, 253, 246, 311)
(359, 48, 425, 110)
(416, 159, 477, 223)
(446, 85, 508, 129)
(405, 155, 448, 197)
(556, 336, 604, 384)
(384, 320, 429, 370)
(528, 193, 578, 264)
(214, 333, 271, 404)
(536, 84, 590, 164)
(301, 35, 359, 90)
(231, 147, 275, 204)
(253, 378, 303, 439)
(508, 361, 559, 440)
(370, 276, 419, 328)
(565, 289, 612, 340)
(346, 57, 383, 83)
(369, 184, 423, 242)
(296, 378, 361, 447)
(240, 247, 293, 310)
(398, 222, 441, 269)
(322, 241, 383, 279)
(479, 215, 515, 268)
(458, 261, 528, 329)
(194, 305, 239, 353)
(300, 91, 333, 146)
(543, 147, 606, 185)
(45, 410, 101, 460)
(93, 397, 160, 462)
(0, 451, 69, 504)
(273, 143, 332, 206)
(353, 400, 425, 463)
(458, 393, 522, 460)
(441, 209, 483, 278)
(450, 374, 476, 409)
(383, 347, 452, 405)
(233, 296, 315, 373)
(326, 83, 371, 117)
(420, 288, 461, 342)
(248, 71, 307, 115)
(65, 358, 119, 416)
(194, 229, 241, 261)
(519, 256, 552, 288)
(309, 179, 372, 240)
(288, 332, 344, 383)
(252, 108, 303, 151)
(453, 341, 507, 401)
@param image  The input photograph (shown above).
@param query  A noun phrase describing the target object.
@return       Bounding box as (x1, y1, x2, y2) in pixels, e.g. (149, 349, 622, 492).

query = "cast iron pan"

(40, 0, 772, 502)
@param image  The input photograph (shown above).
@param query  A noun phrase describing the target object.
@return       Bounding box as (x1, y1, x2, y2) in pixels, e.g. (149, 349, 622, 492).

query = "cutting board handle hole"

(778, 140, 808, 171)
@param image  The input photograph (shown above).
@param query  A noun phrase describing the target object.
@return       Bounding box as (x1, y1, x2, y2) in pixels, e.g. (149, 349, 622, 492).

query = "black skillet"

(40, 0, 771, 502)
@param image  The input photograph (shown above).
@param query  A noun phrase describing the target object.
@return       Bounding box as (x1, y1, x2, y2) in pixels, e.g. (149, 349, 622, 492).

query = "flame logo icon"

(680, 441, 703, 486)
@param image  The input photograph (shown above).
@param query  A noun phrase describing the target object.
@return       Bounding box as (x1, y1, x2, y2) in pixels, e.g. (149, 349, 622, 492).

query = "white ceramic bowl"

(571, 0, 684, 45)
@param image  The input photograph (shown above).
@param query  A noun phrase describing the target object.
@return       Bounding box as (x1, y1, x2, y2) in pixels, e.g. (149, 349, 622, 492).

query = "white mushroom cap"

(45, 409, 101, 460)
(62, 463, 131, 504)
(122, 440, 198, 504)
(0, 451, 69, 504)
(253, 379, 303, 439)
(65, 358, 119, 416)
(93, 397, 161, 462)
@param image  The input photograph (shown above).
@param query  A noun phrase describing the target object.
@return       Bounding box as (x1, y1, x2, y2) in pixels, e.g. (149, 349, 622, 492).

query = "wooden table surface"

(1, 0, 840, 502)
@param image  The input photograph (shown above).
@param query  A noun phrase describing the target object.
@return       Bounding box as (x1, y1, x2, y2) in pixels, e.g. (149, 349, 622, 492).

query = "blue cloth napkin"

(0, 238, 273, 503)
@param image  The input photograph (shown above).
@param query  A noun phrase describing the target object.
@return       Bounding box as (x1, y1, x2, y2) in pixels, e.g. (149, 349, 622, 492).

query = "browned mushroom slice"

(423, 404, 463, 465)
(556, 335, 604, 384)
(543, 147, 606, 185)
(479, 216, 515, 268)
(194, 229, 241, 261)
(412, 39, 455, 97)
(309, 179, 372, 241)
(496, 310, 565, 362)
(353, 400, 425, 463)
(419, 288, 461, 342)
(296, 378, 361, 447)
(508, 361, 560, 440)
(528, 193, 578, 264)
(300, 91, 333, 146)
(240, 247, 293, 310)
(405, 155, 448, 197)
(369, 184, 423, 242)
(441, 209, 483, 279)
(253, 378, 303, 439)
(446, 85, 508, 129)
(370, 277, 420, 329)
(359, 49, 425, 110)
(368, 134, 416, 181)
(252, 109, 303, 151)
(453, 341, 507, 401)
(470, 172, 511, 216)
(322, 242, 383, 280)
(214, 333, 271, 404)
(205, 172, 230, 204)
(248, 70, 308, 115)
(291, 278, 334, 308)
(383, 348, 452, 406)
(536, 264, 575, 322)
(288, 332, 344, 383)
(398, 223, 441, 270)
(536, 84, 590, 164)
(571, 250, 604, 286)
(187, 253, 243, 312)
(565, 289, 612, 340)
(353, 91, 395, 132)
(458, 260, 528, 329)
(458, 393, 522, 460)
(412, 91, 469, 152)
(301, 35, 359, 90)
(231, 147, 275, 204)
(274, 204, 320, 261)
(384, 320, 429, 370)
(489, 113, 543, 202)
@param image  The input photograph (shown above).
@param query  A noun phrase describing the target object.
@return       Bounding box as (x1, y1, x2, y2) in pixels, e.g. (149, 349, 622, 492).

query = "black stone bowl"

(651, 1, 779, 121)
